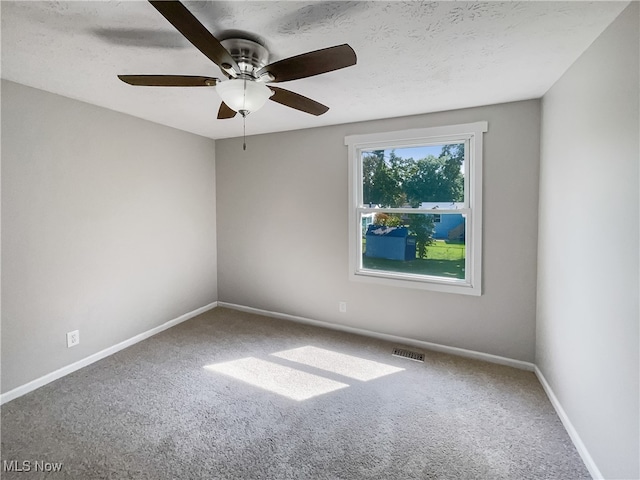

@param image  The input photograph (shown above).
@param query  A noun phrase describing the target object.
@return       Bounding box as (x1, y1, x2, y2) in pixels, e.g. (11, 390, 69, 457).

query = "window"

(345, 122, 487, 295)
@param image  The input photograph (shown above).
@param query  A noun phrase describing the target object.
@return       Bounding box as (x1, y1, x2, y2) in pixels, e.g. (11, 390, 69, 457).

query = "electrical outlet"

(66, 330, 80, 348)
(339, 302, 347, 313)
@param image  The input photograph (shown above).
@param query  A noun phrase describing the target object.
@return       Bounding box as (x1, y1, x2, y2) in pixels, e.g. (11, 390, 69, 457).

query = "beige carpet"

(1, 307, 589, 479)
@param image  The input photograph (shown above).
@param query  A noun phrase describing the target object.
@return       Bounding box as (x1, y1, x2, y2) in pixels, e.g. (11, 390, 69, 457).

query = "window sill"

(351, 269, 481, 296)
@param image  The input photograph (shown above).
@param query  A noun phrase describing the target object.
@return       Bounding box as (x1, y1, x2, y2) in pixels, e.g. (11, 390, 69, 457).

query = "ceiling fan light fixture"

(216, 79, 273, 116)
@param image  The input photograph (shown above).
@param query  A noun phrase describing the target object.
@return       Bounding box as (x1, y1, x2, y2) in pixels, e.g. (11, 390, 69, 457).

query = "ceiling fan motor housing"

(220, 38, 270, 79)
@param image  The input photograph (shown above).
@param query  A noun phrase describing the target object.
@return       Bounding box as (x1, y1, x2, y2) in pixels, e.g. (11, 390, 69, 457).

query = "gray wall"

(537, 4, 639, 479)
(216, 99, 540, 362)
(1, 80, 218, 393)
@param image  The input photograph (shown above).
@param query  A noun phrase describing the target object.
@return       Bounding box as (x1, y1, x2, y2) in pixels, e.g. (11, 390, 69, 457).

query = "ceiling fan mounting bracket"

(220, 38, 269, 79)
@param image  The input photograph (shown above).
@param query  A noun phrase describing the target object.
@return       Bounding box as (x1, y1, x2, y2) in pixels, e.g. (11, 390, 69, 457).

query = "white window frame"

(345, 121, 487, 296)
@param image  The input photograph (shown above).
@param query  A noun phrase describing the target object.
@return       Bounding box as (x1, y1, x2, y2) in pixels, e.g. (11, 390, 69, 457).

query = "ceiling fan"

(118, 0, 357, 122)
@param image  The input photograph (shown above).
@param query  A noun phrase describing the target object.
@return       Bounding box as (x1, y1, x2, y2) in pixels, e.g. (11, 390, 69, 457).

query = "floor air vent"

(392, 347, 425, 362)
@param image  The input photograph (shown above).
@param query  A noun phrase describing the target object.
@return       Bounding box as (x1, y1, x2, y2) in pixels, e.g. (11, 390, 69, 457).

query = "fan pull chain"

(242, 78, 247, 150)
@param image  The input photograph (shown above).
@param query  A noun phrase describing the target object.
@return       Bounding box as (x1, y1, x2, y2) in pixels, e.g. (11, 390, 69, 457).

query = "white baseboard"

(0, 301, 218, 405)
(217, 302, 535, 372)
(534, 366, 602, 480)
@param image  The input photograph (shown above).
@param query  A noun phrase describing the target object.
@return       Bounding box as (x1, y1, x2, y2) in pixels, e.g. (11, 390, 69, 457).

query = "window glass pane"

(361, 143, 465, 207)
(361, 213, 466, 280)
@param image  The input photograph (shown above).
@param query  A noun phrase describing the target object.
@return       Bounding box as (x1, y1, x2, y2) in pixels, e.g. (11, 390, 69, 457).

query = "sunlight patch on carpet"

(204, 357, 349, 401)
(271, 346, 405, 381)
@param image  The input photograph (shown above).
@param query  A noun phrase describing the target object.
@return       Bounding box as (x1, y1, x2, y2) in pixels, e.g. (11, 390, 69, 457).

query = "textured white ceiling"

(1, 1, 629, 140)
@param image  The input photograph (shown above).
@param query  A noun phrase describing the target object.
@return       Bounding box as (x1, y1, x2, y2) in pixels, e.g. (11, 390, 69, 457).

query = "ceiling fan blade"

(118, 75, 218, 87)
(257, 44, 356, 83)
(217, 102, 237, 119)
(148, 0, 239, 75)
(268, 86, 329, 116)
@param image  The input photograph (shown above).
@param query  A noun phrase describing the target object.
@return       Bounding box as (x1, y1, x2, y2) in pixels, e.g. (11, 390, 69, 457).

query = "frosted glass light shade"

(216, 79, 273, 114)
